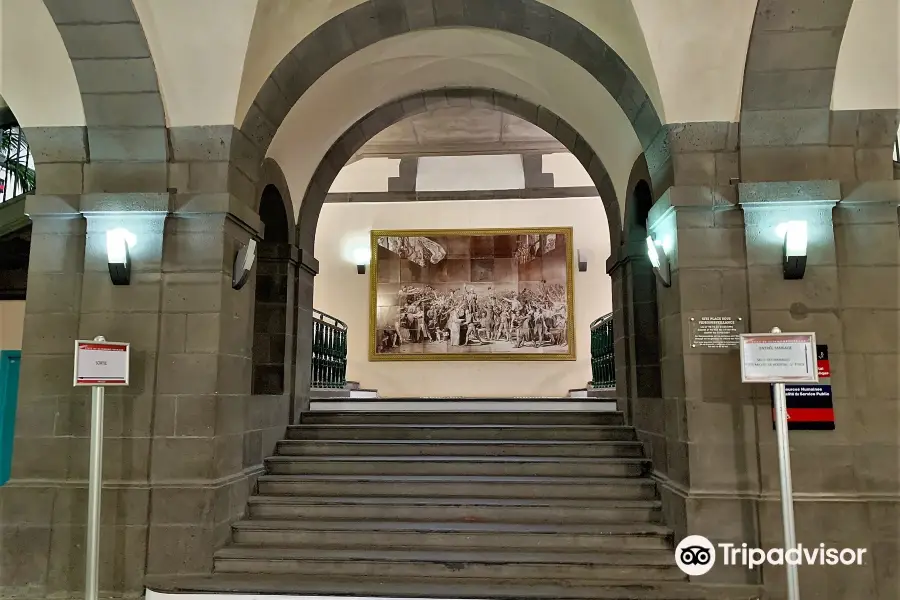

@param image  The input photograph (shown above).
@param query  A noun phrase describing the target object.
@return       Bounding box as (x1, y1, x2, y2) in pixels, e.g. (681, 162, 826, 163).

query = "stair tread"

(215, 545, 676, 565)
(292, 424, 631, 429)
(279, 439, 642, 445)
(248, 495, 662, 508)
(232, 519, 670, 535)
(259, 473, 653, 483)
(267, 455, 648, 463)
(150, 574, 762, 599)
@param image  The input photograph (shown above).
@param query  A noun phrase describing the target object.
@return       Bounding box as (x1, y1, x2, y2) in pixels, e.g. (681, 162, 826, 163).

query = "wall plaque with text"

(689, 316, 744, 350)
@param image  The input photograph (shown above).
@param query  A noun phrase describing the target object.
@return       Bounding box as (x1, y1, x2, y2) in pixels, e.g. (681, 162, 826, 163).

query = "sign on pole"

(73, 337, 130, 600)
(739, 332, 818, 384)
(74, 340, 130, 386)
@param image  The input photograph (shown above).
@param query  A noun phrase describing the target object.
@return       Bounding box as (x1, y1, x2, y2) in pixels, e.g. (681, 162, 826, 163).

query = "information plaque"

(689, 316, 744, 349)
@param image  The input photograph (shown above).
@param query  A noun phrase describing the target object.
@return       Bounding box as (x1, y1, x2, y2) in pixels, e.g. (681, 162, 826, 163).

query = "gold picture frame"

(369, 227, 576, 361)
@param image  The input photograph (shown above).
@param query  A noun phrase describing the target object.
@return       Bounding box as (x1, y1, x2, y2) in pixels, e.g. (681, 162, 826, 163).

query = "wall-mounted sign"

(772, 344, 835, 431)
(73, 340, 130, 386)
(690, 316, 744, 349)
(739, 332, 818, 384)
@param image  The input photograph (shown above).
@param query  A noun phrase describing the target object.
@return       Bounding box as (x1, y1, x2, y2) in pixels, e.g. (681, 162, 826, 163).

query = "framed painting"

(369, 227, 576, 361)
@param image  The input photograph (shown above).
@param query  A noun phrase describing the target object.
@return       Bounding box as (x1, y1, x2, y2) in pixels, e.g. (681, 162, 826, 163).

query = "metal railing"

(0, 125, 35, 204)
(311, 309, 348, 389)
(590, 313, 615, 389)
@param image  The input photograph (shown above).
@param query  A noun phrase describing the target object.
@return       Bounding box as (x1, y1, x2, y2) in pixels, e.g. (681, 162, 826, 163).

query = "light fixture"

(646, 234, 671, 287)
(352, 247, 371, 275)
(232, 239, 257, 290)
(106, 228, 136, 285)
(576, 249, 588, 272)
(780, 221, 808, 280)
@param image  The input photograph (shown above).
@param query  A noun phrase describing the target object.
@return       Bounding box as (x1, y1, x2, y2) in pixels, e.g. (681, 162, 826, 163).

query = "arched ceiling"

(2, 1, 896, 133)
(264, 29, 643, 223)
(356, 107, 564, 159)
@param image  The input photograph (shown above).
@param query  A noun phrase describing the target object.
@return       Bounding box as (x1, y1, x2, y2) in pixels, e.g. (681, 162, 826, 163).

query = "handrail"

(589, 312, 615, 389)
(311, 309, 348, 389)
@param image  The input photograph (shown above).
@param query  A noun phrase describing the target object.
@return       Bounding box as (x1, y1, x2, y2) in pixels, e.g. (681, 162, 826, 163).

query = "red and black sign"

(772, 345, 835, 431)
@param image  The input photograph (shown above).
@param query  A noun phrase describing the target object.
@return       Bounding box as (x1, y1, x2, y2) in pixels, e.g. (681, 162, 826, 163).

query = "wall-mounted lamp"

(232, 239, 257, 290)
(576, 249, 588, 272)
(646, 234, 672, 287)
(352, 247, 371, 275)
(106, 228, 136, 285)
(780, 221, 808, 280)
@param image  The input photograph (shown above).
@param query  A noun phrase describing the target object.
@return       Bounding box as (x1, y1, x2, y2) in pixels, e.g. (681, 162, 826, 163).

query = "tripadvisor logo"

(675, 535, 869, 576)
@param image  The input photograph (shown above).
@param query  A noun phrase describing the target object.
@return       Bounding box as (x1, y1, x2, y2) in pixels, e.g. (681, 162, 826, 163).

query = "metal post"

(85, 336, 106, 600)
(771, 326, 800, 600)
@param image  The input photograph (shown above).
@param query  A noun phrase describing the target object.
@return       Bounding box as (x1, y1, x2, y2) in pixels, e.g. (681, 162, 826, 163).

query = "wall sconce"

(780, 221, 808, 280)
(232, 239, 257, 290)
(576, 249, 588, 272)
(106, 228, 136, 286)
(352, 247, 371, 275)
(646, 234, 671, 287)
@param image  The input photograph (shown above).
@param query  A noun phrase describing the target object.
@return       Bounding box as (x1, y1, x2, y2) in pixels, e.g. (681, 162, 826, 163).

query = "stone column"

(291, 251, 319, 417)
(145, 193, 264, 578)
(648, 184, 758, 585)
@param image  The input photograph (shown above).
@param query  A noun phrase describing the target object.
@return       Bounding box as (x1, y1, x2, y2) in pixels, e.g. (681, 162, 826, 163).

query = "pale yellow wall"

(0, 0, 83, 126)
(330, 158, 400, 193)
(0, 301, 24, 350)
(833, 0, 900, 110)
(543, 154, 595, 188)
(313, 197, 613, 398)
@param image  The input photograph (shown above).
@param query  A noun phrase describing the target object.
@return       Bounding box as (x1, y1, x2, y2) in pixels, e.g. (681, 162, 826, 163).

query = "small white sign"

(739, 332, 818, 383)
(74, 340, 130, 386)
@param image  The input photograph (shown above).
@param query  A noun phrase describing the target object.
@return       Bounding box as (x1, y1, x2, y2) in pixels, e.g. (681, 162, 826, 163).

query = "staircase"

(151, 410, 762, 599)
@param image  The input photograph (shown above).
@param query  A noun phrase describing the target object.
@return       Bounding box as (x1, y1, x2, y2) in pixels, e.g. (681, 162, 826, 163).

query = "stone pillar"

(606, 242, 662, 428)
(648, 184, 758, 585)
(252, 243, 292, 396)
(291, 251, 319, 417)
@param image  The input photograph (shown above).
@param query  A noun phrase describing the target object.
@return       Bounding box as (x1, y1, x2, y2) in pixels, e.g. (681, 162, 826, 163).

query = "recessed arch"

(293, 88, 623, 258)
(238, 0, 666, 175)
(258, 157, 297, 245)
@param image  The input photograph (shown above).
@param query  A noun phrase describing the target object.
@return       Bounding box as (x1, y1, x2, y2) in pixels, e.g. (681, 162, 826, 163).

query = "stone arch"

(739, 0, 855, 181)
(258, 157, 297, 245)
(238, 0, 667, 181)
(295, 88, 623, 255)
(41, 0, 168, 191)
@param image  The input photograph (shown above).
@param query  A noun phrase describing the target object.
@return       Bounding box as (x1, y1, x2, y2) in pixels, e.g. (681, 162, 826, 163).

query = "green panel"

(0, 350, 22, 485)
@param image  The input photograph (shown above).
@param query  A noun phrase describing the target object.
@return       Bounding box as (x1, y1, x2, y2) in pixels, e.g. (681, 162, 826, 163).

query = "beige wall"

(313, 197, 613, 398)
(0, 301, 24, 350)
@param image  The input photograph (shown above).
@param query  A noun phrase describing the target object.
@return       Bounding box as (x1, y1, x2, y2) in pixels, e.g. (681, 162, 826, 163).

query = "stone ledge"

(739, 180, 841, 206)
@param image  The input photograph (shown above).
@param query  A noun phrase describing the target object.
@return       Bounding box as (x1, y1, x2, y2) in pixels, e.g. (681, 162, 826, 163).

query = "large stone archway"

(40, 0, 169, 193)
(237, 0, 670, 191)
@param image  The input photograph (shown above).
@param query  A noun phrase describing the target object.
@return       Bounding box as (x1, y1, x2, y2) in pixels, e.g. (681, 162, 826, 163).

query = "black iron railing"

(311, 309, 348, 389)
(590, 313, 615, 389)
(0, 125, 35, 203)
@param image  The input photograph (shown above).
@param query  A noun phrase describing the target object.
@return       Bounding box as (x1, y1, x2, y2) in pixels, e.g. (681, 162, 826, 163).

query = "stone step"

(287, 424, 638, 441)
(276, 439, 646, 458)
(247, 495, 663, 524)
(230, 519, 672, 551)
(301, 411, 625, 426)
(264, 455, 650, 478)
(150, 574, 764, 599)
(213, 546, 683, 581)
(256, 474, 659, 500)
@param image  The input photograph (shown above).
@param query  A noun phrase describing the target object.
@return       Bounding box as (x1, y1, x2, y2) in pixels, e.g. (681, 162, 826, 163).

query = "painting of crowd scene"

(369, 228, 575, 360)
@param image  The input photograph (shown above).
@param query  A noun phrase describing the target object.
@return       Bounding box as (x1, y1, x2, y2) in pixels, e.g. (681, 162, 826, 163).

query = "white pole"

(85, 336, 106, 600)
(771, 326, 800, 600)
